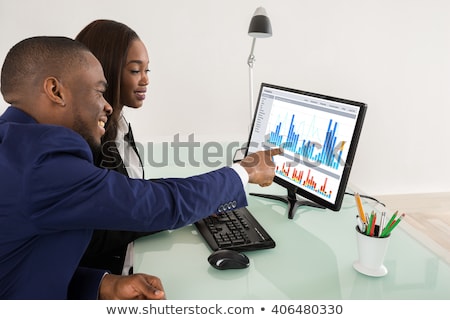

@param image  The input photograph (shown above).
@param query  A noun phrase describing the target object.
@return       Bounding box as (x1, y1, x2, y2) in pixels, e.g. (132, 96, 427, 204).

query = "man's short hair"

(1, 36, 91, 101)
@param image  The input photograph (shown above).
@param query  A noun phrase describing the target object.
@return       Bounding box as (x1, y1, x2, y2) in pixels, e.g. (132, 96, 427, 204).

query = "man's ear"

(43, 77, 66, 107)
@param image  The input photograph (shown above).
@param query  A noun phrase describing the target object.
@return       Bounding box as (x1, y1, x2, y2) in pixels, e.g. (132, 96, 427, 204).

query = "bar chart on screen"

(276, 161, 335, 200)
(266, 108, 352, 171)
(263, 100, 357, 203)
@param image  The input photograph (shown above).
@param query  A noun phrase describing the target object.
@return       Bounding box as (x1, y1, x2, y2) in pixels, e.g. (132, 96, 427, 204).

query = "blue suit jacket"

(0, 107, 247, 299)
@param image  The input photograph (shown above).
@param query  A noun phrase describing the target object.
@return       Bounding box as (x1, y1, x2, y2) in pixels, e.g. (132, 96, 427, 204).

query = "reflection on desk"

(134, 183, 450, 299)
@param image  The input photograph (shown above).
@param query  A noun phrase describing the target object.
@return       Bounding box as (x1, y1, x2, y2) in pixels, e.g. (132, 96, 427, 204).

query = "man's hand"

(239, 148, 282, 187)
(99, 273, 166, 300)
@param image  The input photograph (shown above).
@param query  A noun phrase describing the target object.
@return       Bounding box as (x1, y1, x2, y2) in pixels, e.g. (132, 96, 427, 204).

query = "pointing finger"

(269, 147, 283, 157)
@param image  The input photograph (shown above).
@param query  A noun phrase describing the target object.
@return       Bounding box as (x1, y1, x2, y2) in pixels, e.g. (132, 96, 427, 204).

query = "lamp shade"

(248, 7, 272, 38)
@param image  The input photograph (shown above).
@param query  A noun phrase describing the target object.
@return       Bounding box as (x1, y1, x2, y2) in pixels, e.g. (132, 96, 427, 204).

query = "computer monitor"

(246, 83, 367, 219)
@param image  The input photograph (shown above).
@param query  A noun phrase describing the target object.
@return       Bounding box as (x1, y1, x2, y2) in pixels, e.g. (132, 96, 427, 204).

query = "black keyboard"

(195, 207, 276, 252)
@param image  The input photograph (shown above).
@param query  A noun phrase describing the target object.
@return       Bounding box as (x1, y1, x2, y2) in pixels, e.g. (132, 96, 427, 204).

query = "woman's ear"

(43, 77, 66, 106)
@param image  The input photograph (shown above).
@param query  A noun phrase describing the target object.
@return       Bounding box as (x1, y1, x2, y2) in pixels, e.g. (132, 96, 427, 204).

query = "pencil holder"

(353, 226, 390, 277)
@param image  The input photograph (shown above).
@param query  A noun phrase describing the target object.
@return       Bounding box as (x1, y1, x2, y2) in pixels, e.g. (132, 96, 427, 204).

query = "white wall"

(1, 0, 449, 196)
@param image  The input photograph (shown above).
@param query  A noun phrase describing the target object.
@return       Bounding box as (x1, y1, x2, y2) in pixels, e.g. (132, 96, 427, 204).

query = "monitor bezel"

(245, 82, 367, 212)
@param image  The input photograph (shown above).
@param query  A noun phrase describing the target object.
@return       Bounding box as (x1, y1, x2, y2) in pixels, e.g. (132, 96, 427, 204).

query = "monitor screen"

(246, 83, 367, 218)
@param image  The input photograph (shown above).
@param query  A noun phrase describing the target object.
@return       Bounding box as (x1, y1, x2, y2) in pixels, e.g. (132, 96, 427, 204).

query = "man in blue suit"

(0, 36, 280, 299)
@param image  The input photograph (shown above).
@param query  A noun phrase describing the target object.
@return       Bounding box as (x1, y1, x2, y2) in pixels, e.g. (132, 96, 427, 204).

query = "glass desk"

(134, 183, 450, 299)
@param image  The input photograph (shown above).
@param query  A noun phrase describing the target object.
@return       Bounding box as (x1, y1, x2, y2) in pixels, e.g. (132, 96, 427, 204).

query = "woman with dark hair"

(76, 19, 153, 275)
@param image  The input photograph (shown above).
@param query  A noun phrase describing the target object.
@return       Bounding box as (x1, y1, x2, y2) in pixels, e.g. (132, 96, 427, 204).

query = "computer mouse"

(207, 249, 250, 270)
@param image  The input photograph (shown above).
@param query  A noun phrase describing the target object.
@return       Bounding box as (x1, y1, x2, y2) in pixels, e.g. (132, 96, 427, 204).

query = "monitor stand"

(250, 187, 326, 219)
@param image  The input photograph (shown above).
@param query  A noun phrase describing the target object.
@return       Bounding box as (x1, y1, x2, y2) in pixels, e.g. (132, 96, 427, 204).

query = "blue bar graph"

(268, 115, 345, 170)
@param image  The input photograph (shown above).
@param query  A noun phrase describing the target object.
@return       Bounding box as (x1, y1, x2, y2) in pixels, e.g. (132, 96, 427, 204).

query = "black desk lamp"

(247, 7, 272, 123)
(234, 7, 273, 163)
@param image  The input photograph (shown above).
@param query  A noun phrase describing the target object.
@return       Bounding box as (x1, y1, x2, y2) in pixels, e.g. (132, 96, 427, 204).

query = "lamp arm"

(248, 64, 254, 125)
(247, 37, 256, 68)
(247, 38, 257, 126)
